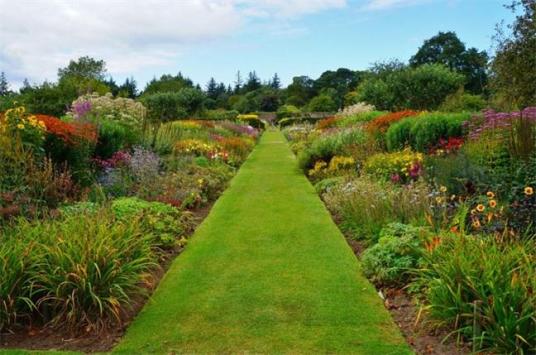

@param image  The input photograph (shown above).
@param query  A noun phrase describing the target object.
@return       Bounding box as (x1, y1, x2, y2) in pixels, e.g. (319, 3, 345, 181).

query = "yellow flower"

(489, 200, 497, 208)
(435, 197, 443, 204)
(17, 123, 25, 129)
(476, 204, 485, 212)
(439, 186, 447, 193)
(472, 220, 481, 229)
(525, 186, 534, 196)
(486, 191, 495, 198)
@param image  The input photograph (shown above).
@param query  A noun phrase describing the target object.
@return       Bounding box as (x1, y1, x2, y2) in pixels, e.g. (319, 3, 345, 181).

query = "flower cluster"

(364, 149, 423, 183)
(219, 121, 259, 138)
(366, 110, 419, 133)
(0, 106, 46, 149)
(174, 139, 216, 156)
(69, 93, 147, 127)
(35, 114, 97, 145)
(464, 106, 536, 140)
(308, 156, 355, 177)
(336, 102, 375, 118)
(508, 186, 535, 232)
(429, 137, 464, 155)
(129, 147, 161, 181)
(94, 150, 131, 170)
(469, 190, 507, 234)
(316, 116, 339, 130)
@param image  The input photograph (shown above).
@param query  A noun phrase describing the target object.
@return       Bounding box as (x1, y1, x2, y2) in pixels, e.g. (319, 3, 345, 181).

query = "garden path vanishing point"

(114, 129, 410, 354)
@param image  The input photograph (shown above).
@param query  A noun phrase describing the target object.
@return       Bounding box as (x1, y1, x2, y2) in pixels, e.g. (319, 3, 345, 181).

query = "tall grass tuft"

(416, 235, 536, 353)
(2, 210, 157, 332)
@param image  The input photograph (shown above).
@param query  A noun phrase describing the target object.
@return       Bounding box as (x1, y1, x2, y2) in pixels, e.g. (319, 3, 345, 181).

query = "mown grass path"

(114, 129, 410, 354)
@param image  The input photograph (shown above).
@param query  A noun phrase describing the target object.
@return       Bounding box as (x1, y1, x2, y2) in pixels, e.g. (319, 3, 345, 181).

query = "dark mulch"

(0, 203, 215, 353)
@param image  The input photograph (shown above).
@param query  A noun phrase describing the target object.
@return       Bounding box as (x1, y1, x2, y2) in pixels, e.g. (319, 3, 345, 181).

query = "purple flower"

(465, 107, 536, 140)
(129, 146, 161, 181)
(72, 100, 92, 119)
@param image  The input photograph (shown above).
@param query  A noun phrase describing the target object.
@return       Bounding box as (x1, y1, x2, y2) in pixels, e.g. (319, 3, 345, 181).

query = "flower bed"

(283, 107, 536, 354)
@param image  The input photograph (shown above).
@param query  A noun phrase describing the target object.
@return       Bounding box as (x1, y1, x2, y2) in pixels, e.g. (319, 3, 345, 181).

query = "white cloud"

(0, 0, 346, 88)
(361, 0, 431, 11)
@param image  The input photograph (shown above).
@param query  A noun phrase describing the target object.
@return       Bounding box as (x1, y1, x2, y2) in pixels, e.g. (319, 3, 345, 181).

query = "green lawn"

(114, 129, 410, 354)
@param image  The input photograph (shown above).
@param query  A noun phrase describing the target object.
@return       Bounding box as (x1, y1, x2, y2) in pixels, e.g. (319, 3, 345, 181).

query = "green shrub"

(439, 91, 487, 112)
(297, 128, 367, 170)
(111, 197, 194, 249)
(276, 104, 301, 120)
(386, 112, 470, 152)
(237, 114, 265, 129)
(424, 152, 488, 196)
(204, 109, 239, 121)
(307, 94, 337, 112)
(361, 223, 430, 287)
(96, 120, 140, 158)
(357, 64, 465, 111)
(142, 89, 206, 122)
(416, 235, 536, 353)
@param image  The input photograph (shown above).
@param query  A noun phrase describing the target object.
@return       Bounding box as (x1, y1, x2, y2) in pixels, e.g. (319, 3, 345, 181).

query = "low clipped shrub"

(386, 112, 470, 152)
(361, 223, 430, 287)
(416, 235, 536, 353)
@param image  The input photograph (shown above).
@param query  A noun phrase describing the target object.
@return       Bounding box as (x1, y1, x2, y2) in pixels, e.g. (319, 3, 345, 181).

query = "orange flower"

(476, 204, 485, 212)
(425, 236, 442, 252)
(472, 219, 481, 229)
(489, 200, 497, 208)
(524, 186, 534, 196)
(486, 191, 495, 198)
(366, 110, 419, 133)
(35, 114, 97, 144)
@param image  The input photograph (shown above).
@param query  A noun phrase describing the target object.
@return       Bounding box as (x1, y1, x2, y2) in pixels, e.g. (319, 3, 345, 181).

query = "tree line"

(1, 1, 534, 117)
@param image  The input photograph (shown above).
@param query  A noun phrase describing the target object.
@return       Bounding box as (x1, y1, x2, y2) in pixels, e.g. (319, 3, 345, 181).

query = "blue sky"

(0, 0, 514, 90)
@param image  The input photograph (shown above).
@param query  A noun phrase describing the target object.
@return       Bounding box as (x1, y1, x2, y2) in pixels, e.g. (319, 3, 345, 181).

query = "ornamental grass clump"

(416, 234, 535, 353)
(322, 176, 429, 242)
(0, 233, 35, 332)
(12, 209, 157, 332)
